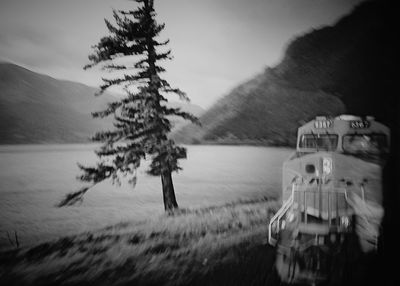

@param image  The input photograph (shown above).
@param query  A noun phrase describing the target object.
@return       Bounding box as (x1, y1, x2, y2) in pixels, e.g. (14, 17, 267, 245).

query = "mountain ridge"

(0, 62, 203, 144)
(172, 0, 394, 146)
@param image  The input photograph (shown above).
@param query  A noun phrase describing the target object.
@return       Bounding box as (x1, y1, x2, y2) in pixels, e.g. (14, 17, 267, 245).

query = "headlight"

(340, 216, 351, 228)
(305, 164, 316, 174)
(322, 157, 332, 175)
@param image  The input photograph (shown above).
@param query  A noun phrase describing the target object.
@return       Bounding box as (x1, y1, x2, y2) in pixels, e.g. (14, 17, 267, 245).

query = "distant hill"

(0, 63, 113, 144)
(173, 0, 395, 146)
(172, 71, 345, 146)
(0, 63, 203, 144)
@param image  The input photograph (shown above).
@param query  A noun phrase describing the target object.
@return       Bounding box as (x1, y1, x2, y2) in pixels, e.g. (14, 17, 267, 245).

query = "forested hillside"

(173, 1, 395, 146)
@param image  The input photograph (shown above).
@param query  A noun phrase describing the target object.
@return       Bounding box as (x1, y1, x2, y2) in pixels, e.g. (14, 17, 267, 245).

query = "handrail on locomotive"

(269, 180, 369, 247)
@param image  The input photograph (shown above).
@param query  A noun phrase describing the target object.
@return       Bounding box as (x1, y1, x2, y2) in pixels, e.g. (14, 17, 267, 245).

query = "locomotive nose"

(301, 153, 334, 179)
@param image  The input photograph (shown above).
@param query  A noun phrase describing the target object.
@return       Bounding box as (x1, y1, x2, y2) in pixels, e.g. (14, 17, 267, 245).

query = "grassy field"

(0, 198, 281, 286)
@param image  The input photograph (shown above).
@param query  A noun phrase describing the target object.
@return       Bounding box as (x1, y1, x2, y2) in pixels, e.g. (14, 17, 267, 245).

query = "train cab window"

(343, 134, 389, 155)
(299, 134, 338, 151)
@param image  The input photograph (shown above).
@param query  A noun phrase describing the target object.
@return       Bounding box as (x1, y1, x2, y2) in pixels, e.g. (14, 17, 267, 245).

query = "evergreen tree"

(59, 0, 199, 212)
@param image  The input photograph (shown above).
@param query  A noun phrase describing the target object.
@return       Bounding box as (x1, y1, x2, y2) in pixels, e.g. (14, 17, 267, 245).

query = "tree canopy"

(59, 0, 199, 211)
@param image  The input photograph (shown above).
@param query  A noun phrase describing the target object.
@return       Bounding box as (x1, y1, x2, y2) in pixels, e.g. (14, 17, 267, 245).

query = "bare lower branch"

(57, 186, 92, 207)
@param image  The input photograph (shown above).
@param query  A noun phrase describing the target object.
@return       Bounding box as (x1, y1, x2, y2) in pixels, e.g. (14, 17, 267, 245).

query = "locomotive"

(268, 115, 390, 284)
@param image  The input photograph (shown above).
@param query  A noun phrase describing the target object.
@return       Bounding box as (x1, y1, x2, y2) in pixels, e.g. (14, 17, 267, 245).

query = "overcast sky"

(0, 0, 364, 108)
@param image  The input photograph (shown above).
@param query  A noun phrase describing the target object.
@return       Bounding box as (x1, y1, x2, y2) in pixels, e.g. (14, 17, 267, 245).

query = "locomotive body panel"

(283, 152, 383, 210)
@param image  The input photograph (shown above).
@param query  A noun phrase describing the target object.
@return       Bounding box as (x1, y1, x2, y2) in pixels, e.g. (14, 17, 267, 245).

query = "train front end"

(268, 115, 390, 285)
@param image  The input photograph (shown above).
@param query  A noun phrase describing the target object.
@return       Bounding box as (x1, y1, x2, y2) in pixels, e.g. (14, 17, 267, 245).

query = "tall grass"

(0, 198, 281, 286)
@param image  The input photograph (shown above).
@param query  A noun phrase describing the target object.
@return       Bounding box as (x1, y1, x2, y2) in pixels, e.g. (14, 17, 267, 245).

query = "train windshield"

(299, 134, 338, 151)
(343, 134, 389, 155)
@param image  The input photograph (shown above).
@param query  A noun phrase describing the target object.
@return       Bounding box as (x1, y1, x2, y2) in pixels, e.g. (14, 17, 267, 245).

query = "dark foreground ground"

(0, 199, 279, 286)
(0, 198, 396, 286)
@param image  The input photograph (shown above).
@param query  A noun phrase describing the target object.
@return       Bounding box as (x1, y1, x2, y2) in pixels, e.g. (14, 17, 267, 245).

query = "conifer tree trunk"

(161, 170, 178, 212)
(143, 0, 179, 212)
